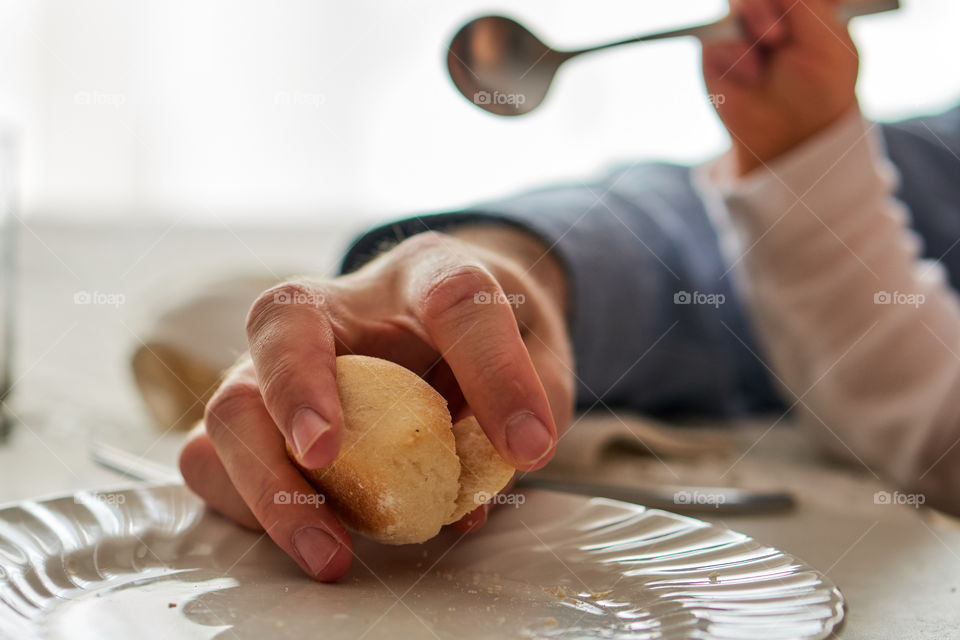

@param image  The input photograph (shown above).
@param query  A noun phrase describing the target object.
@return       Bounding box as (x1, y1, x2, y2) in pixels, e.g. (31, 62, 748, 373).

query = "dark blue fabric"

(882, 108, 960, 288)
(342, 106, 960, 419)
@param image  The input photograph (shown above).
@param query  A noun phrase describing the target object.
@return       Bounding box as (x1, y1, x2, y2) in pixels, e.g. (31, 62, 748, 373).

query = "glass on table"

(0, 131, 18, 443)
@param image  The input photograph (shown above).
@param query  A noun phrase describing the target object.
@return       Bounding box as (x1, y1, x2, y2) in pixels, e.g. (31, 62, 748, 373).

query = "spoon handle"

(839, 0, 901, 21)
(633, 14, 741, 45)
(515, 476, 796, 515)
(572, 16, 737, 55)
(576, 0, 899, 53)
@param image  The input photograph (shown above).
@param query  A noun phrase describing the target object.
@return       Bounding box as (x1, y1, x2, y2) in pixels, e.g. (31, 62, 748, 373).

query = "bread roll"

(449, 415, 517, 523)
(299, 355, 515, 545)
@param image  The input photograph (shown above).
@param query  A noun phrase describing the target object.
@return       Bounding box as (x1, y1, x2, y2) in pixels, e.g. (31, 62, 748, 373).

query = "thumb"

(702, 42, 764, 89)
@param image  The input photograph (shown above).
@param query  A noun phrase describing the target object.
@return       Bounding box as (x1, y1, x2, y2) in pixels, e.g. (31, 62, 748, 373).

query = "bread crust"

(299, 355, 516, 544)
(447, 416, 516, 523)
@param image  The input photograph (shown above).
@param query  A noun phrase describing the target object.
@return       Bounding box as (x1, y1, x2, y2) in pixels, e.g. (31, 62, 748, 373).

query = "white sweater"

(699, 109, 960, 509)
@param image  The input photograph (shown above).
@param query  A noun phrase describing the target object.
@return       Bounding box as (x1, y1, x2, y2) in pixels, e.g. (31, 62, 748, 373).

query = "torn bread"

(298, 355, 515, 544)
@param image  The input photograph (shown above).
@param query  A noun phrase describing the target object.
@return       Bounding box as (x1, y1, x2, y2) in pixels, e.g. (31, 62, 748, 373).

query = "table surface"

(2, 218, 960, 639)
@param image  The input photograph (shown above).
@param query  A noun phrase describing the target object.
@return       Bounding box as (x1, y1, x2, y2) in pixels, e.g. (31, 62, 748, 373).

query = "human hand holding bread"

(178, 228, 574, 581)
(702, 0, 860, 175)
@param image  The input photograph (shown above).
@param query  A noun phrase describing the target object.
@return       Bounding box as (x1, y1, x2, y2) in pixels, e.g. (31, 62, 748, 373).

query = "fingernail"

(292, 408, 330, 461)
(505, 412, 553, 465)
(293, 527, 339, 575)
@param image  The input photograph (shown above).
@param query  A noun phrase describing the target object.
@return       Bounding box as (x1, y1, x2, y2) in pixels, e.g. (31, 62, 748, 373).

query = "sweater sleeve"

(704, 108, 960, 510)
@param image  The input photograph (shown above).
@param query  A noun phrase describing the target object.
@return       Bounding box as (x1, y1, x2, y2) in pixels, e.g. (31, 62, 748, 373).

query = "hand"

(178, 227, 574, 581)
(702, 0, 859, 175)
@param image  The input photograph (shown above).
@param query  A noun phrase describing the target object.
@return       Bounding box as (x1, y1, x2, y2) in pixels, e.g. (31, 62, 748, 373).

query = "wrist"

(730, 97, 860, 177)
(711, 106, 878, 242)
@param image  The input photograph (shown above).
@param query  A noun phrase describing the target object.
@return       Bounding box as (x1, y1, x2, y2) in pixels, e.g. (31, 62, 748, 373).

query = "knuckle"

(246, 281, 322, 339)
(397, 231, 449, 255)
(255, 356, 298, 415)
(420, 264, 499, 320)
(204, 382, 262, 439)
(250, 477, 285, 518)
(474, 348, 518, 383)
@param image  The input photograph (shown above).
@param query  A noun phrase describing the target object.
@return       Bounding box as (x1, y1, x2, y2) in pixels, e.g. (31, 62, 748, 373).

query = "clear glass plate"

(0, 485, 844, 639)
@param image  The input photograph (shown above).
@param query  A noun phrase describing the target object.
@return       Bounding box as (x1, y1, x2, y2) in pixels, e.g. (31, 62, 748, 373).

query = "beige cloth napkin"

(550, 414, 733, 470)
(131, 275, 281, 431)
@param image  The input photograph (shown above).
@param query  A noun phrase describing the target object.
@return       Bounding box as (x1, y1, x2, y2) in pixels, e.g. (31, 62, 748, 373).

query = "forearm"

(707, 109, 960, 508)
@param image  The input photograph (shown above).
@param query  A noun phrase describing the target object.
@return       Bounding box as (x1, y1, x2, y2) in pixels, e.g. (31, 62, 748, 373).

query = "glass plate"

(0, 485, 843, 639)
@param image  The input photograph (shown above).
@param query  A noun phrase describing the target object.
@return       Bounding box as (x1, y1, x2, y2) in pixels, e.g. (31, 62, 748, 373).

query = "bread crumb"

(709, 571, 720, 585)
(544, 618, 558, 626)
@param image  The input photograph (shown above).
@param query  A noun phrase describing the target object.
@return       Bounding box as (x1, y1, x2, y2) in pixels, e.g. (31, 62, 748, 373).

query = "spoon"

(89, 441, 795, 515)
(447, 0, 900, 116)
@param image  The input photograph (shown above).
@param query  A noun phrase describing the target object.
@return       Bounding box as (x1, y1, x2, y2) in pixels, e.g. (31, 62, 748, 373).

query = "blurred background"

(1, 0, 958, 224)
(0, 0, 958, 484)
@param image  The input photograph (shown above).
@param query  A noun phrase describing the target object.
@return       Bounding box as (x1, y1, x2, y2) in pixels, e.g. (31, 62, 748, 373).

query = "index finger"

(203, 367, 353, 581)
(245, 282, 343, 469)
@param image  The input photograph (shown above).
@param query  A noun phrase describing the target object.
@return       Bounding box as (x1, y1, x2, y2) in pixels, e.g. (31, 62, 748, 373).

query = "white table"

(3, 219, 959, 639)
